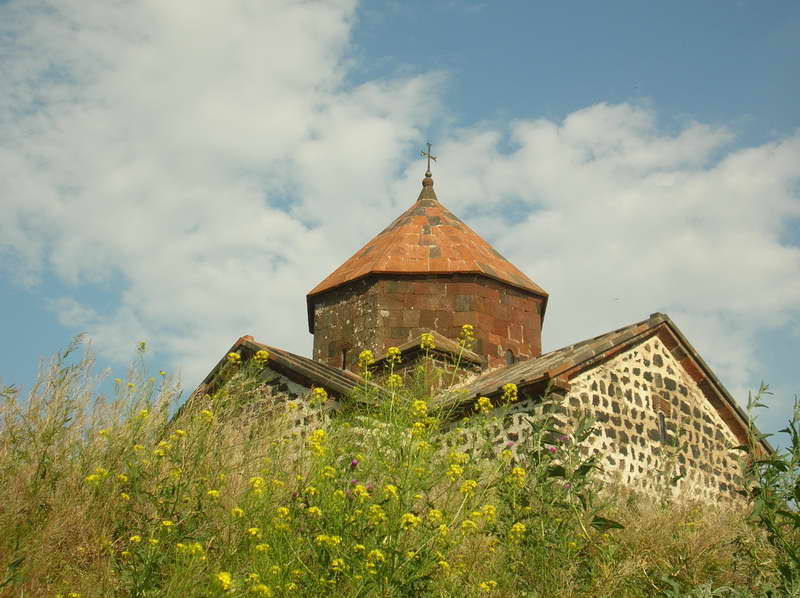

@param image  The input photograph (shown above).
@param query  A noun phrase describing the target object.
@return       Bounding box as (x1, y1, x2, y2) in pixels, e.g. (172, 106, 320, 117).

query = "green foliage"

(0, 337, 789, 597)
(740, 384, 800, 596)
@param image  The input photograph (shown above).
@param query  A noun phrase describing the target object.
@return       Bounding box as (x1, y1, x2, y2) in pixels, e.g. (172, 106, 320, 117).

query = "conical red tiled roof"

(307, 175, 547, 298)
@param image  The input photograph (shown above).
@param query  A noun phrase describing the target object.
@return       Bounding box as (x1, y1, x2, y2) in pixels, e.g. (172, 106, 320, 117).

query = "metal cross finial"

(421, 142, 437, 175)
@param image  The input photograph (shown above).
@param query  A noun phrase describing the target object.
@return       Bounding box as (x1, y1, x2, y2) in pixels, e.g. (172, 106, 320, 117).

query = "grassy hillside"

(1, 336, 798, 597)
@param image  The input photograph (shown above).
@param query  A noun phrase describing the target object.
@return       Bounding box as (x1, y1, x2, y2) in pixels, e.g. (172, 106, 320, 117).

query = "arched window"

(505, 349, 515, 366)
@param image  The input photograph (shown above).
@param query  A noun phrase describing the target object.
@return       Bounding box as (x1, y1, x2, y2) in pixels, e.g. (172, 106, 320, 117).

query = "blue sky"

(1, 0, 798, 445)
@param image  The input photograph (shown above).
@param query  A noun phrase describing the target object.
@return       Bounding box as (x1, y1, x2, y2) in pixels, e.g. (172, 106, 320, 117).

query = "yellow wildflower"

(226, 352, 241, 365)
(215, 571, 233, 591)
(427, 509, 443, 523)
(479, 580, 498, 592)
(254, 349, 270, 365)
(458, 324, 475, 347)
(357, 349, 375, 369)
(207, 489, 220, 498)
(250, 584, 272, 596)
(449, 451, 469, 464)
(231, 507, 245, 518)
(247, 527, 262, 539)
(272, 479, 285, 488)
(119, 492, 131, 501)
(409, 421, 427, 436)
(254, 543, 270, 552)
(276, 506, 290, 518)
(311, 387, 328, 405)
(501, 382, 518, 404)
(314, 534, 342, 548)
(367, 549, 385, 563)
(330, 558, 346, 573)
(509, 522, 526, 542)
(368, 504, 386, 525)
(161, 520, 173, 529)
(129, 535, 142, 543)
(509, 466, 526, 487)
(420, 332, 435, 350)
(303, 485, 318, 497)
(383, 484, 398, 499)
(460, 479, 478, 494)
(249, 476, 265, 491)
(481, 504, 497, 522)
(437, 560, 450, 572)
(308, 429, 326, 456)
(386, 346, 402, 365)
(307, 506, 322, 517)
(410, 400, 428, 418)
(460, 519, 478, 532)
(148, 538, 159, 545)
(199, 409, 213, 422)
(353, 484, 369, 500)
(399, 513, 421, 530)
(447, 464, 463, 480)
(386, 373, 403, 389)
(475, 396, 493, 414)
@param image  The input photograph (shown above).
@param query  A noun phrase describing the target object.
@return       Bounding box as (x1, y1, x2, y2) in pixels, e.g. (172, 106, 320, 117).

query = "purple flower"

(505, 442, 514, 448)
(350, 459, 359, 470)
(547, 446, 557, 454)
(563, 482, 572, 490)
(350, 479, 358, 485)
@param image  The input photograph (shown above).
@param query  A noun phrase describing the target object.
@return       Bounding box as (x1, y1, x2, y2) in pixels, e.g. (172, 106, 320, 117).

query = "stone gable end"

(567, 335, 744, 500)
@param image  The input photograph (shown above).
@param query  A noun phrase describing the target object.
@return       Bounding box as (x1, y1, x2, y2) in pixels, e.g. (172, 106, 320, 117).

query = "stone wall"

(567, 335, 745, 500)
(311, 274, 544, 370)
(442, 335, 746, 501)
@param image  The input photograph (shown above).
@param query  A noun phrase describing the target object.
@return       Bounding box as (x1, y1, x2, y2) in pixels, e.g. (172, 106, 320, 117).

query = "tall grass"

(0, 336, 792, 597)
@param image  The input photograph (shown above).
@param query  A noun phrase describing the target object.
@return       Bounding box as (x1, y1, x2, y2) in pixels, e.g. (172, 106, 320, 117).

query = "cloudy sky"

(1, 1, 798, 440)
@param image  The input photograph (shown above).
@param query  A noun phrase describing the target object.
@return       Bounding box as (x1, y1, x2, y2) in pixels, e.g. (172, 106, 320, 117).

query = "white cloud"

(1, 1, 798, 410)
(416, 104, 800, 395)
(0, 0, 440, 381)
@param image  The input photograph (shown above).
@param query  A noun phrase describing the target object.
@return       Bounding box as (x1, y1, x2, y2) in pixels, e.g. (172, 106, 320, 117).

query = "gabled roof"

(443, 313, 772, 453)
(372, 330, 484, 369)
(191, 335, 376, 401)
(307, 175, 548, 300)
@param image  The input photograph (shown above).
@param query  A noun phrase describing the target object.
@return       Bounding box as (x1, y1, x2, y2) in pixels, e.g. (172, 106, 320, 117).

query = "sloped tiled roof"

(194, 336, 377, 400)
(444, 313, 772, 453)
(372, 330, 484, 369)
(307, 175, 548, 298)
(452, 316, 656, 401)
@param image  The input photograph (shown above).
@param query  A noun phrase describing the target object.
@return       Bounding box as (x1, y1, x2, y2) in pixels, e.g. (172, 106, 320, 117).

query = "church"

(191, 149, 769, 501)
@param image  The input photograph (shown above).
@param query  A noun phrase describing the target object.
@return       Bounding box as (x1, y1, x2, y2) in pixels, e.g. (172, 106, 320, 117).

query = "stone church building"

(192, 160, 769, 501)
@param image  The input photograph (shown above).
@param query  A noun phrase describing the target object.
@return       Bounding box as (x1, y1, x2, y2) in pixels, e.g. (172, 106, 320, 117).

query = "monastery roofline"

(444, 312, 773, 455)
